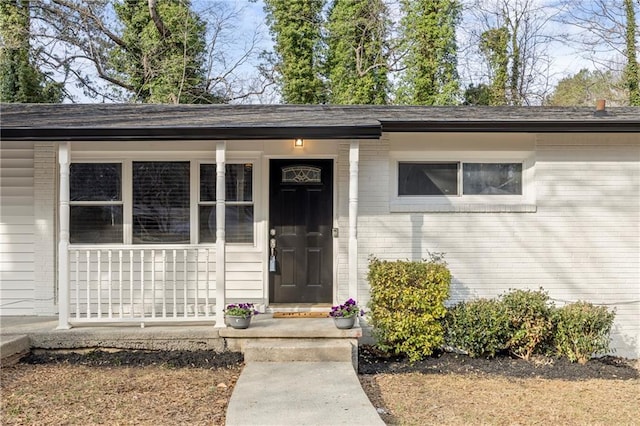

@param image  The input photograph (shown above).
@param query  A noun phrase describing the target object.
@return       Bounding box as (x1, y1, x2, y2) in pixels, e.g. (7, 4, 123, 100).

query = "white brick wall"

(348, 133, 640, 358)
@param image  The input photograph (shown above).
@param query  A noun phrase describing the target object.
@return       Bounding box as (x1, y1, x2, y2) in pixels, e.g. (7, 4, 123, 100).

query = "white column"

(214, 141, 227, 328)
(57, 143, 71, 329)
(348, 140, 359, 301)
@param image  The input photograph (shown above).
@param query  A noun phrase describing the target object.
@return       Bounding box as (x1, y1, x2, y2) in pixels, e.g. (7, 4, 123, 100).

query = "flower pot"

(333, 316, 356, 329)
(226, 315, 252, 329)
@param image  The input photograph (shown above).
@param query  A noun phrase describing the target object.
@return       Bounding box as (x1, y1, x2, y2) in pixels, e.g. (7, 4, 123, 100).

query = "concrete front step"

(243, 338, 356, 364)
(0, 335, 30, 366)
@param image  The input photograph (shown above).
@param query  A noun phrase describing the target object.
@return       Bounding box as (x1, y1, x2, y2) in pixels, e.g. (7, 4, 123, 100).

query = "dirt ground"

(2, 347, 639, 425)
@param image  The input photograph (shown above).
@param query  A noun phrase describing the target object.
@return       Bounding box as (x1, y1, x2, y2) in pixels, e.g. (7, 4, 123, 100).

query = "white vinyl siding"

(0, 142, 35, 314)
(352, 133, 640, 358)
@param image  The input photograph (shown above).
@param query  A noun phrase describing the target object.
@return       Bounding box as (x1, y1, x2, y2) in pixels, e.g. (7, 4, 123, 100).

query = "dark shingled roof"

(1, 103, 639, 141)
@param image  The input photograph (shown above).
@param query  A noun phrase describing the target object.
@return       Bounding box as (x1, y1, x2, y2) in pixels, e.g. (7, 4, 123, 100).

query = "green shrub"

(553, 302, 615, 364)
(444, 299, 510, 358)
(367, 257, 451, 362)
(500, 288, 555, 360)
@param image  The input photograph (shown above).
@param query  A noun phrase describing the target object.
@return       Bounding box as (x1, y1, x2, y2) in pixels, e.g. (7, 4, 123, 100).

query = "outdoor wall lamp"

(294, 138, 304, 148)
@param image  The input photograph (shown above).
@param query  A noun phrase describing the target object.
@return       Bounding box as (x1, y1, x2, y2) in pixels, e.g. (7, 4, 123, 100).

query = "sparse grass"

(1, 363, 241, 425)
(360, 372, 640, 425)
(3, 351, 639, 426)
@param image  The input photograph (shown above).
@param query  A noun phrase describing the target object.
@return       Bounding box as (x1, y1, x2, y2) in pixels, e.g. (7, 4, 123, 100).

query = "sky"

(64, 0, 618, 104)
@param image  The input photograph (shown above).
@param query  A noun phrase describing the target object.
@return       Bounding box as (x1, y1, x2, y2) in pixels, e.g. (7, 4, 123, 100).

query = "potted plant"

(329, 298, 364, 329)
(225, 303, 259, 329)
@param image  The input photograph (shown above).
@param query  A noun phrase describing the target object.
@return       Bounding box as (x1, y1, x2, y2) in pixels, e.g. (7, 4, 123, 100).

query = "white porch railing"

(67, 246, 217, 324)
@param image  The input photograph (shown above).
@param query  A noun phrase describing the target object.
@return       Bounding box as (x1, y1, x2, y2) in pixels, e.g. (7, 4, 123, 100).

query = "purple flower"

(225, 302, 258, 319)
(329, 299, 364, 318)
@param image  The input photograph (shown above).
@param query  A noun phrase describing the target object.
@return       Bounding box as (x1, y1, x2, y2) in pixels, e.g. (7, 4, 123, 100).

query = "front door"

(269, 159, 333, 303)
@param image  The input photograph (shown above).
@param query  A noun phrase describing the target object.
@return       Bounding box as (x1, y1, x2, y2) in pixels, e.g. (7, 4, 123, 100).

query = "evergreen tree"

(547, 69, 627, 107)
(463, 83, 492, 105)
(111, 0, 217, 103)
(396, 0, 461, 105)
(623, 0, 639, 106)
(263, 0, 325, 104)
(0, 0, 63, 103)
(479, 27, 509, 106)
(325, 0, 389, 104)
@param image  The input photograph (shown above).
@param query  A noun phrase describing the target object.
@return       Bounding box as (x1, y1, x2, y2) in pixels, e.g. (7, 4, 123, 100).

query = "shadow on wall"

(447, 278, 478, 306)
(611, 322, 640, 360)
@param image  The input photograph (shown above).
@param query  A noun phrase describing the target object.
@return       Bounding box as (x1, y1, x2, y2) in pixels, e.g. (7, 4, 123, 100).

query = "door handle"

(269, 236, 277, 272)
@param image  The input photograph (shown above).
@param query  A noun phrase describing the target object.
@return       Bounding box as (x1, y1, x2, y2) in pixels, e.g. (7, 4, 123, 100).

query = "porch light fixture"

(294, 138, 304, 148)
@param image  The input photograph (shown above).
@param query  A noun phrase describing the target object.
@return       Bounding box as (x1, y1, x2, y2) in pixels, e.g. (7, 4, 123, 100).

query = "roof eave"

(0, 125, 383, 141)
(382, 120, 640, 133)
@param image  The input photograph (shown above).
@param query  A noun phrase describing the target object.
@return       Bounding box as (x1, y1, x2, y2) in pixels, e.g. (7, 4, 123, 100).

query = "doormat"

(272, 312, 330, 318)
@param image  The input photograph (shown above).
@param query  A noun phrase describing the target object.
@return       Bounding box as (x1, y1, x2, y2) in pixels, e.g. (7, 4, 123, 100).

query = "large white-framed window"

(69, 162, 124, 244)
(390, 151, 535, 213)
(132, 161, 191, 244)
(198, 163, 254, 244)
(68, 156, 257, 245)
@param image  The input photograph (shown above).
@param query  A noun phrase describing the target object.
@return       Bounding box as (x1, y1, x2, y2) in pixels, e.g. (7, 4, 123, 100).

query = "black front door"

(269, 159, 333, 303)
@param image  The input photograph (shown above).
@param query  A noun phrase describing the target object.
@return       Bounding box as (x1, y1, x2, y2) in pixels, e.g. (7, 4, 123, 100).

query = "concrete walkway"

(226, 362, 385, 426)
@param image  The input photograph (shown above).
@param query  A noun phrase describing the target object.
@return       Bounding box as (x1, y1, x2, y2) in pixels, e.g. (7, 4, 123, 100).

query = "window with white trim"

(132, 161, 190, 244)
(199, 163, 254, 243)
(70, 163, 123, 244)
(69, 160, 255, 245)
(398, 161, 523, 197)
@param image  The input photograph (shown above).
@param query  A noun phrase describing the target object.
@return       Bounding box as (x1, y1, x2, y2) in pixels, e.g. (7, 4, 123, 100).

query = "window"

(199, 163, 254, 243)
(398, 161, 522, 197)
(69, 159, 255, 245)
(463, 163, 522, 195)
(399, 162, 458, 196)
(69, 163, 123, 244)
(133, 161, 190, 244)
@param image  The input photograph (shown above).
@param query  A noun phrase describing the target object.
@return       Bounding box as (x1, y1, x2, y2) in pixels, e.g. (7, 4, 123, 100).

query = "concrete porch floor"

(0, 315, 363, 364)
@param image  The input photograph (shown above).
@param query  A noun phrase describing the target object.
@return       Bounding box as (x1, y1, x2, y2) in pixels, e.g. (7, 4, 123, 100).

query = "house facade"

(1, 104, 638, 358)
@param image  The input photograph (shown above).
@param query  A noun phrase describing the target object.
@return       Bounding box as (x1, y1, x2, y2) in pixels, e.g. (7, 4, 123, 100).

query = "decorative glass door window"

(281, 165, 322, 183)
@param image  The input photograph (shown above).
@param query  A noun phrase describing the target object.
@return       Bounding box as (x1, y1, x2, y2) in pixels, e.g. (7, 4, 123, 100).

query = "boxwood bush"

(367, 256, 450, 362)
(444, 298, 510, 358)
(553, 301, 615, 364)
(501, 288, 555, 360)
(443, 288, 616, 363)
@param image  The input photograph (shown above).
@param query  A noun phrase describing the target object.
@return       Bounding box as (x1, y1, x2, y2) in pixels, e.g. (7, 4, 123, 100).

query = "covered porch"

(54, 124, 374, 329)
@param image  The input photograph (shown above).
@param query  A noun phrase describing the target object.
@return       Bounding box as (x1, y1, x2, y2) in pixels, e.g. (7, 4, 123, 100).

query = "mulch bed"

(357, 345, 639, 380)
(22, 349, 243, 369)
(22, 346, 638, 381)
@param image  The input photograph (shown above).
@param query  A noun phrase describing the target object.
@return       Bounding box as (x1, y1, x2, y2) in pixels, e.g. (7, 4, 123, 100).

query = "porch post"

(57, 143, 71, 329)
(214, 141, 227, 328)
(348, 140, 359, 301)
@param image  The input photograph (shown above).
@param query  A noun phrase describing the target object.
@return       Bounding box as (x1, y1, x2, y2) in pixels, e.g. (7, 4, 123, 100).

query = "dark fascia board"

(382, 120, 640, 133)
(0, 125, 383, 141)
(3, 120, 639, 141)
